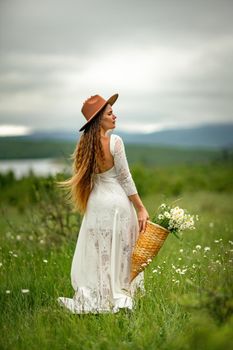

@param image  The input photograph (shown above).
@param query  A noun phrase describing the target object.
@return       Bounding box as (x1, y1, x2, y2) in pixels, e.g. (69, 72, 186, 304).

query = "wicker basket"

(130, 220, 170, 282)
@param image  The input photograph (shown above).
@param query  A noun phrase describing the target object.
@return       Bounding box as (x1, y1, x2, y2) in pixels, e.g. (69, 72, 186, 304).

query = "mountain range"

(9, 122, 233, 149)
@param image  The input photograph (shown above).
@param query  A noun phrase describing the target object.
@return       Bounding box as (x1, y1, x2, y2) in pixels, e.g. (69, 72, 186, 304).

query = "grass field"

(0, 164, 233, 349)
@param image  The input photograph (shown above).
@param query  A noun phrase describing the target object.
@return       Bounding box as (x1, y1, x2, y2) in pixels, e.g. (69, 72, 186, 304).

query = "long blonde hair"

(56, 110, 107, 214)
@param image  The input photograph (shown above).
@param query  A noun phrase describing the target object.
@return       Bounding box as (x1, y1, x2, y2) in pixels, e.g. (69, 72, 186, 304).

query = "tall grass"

(0, 166, 232, 349)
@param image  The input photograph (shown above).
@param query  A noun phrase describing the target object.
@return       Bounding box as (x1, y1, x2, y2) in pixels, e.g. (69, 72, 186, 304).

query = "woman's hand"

(127, 193, 150, 233)
(137, 206, 150, 233)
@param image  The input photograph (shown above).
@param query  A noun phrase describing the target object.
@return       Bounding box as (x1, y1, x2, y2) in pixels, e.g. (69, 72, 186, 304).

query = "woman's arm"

(113, 135, 149, 232)
(128, 193, 149, 233)
(128, 193, 144, 210)
(113, 135, 138, 196)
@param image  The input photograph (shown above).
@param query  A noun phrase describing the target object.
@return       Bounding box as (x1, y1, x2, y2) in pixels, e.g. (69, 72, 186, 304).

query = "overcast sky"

(0, 0, 233, 135)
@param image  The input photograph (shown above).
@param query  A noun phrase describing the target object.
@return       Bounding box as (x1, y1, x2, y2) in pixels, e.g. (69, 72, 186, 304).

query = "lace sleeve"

(113, 135, 138, 196)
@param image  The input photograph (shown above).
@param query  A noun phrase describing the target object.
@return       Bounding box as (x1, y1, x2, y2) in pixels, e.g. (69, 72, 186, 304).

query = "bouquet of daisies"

(130, 200, 198, 282)
(152, 202, 198, 239)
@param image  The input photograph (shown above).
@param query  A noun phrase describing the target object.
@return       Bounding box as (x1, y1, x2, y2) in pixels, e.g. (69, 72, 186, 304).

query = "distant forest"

(0, 138, 232, 166)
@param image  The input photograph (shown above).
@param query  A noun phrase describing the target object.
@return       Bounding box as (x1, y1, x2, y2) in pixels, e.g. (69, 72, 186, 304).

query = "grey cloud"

(1, 0, 233, 55)
(0, 0, 233, 132)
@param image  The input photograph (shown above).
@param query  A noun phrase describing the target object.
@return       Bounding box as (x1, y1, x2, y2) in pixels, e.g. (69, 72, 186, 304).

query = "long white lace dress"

(57, 133, 145, 314)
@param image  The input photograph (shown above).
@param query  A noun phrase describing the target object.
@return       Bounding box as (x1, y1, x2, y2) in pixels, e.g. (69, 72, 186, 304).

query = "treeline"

(0, 139, 74, 160)
(1, 138, 232, 166)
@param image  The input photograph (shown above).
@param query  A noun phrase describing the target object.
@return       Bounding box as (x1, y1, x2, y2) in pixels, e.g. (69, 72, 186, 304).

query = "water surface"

(0, 158, 69, 179)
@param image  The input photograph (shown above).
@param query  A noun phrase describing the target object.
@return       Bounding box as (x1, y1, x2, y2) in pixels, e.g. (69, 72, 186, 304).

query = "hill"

(12, 122, 233, 149)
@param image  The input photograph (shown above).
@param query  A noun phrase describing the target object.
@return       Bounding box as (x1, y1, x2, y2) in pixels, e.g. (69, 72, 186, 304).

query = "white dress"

(57, 133, 145, 314)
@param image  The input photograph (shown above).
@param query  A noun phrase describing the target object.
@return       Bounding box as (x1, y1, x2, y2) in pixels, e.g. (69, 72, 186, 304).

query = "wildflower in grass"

(229, 240, 233, 245)
(6, 290, 11, 294)
(21, 289, 30, 293)
(192, 264, 196, 268)
(192, 249, 197, 253)
(173, 279, 179, 283)
(16, 235, 21, 241)
(13, 254, 18, 257)
(178, 257, 182, 260)
(176, 268, 187, 275)
(152, 269, 158, 273)
(179, 249, 184, 253)
(204, 247, 210, 252)
(43, 259, 48, 263)
(196, 245, 201, 250)
(158, 214, 164, 220)
(40, 239, 45, 244)
(159, 203, 166, 209)
(214, 240, 219, 243)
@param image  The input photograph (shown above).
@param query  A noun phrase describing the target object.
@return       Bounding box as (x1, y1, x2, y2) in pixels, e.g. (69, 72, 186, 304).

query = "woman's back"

(95, 134, 114, 174)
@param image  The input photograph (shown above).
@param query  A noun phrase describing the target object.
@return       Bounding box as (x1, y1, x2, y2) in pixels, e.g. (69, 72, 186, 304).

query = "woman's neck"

(100, 129, 109, 138)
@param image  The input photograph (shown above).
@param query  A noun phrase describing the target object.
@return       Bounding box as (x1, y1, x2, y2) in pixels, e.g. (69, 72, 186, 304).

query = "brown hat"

(79, 93, 119, 132)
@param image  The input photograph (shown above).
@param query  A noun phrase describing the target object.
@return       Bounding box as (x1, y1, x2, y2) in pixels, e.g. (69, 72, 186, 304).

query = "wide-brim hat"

(79, 93, 119, 132)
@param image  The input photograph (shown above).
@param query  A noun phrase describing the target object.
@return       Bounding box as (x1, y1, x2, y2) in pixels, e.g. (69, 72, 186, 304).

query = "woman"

(57, 93, 149, 314)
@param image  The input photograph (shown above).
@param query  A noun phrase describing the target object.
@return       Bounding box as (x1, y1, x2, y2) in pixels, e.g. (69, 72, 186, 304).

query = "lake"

(0, 158, 70, 179)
